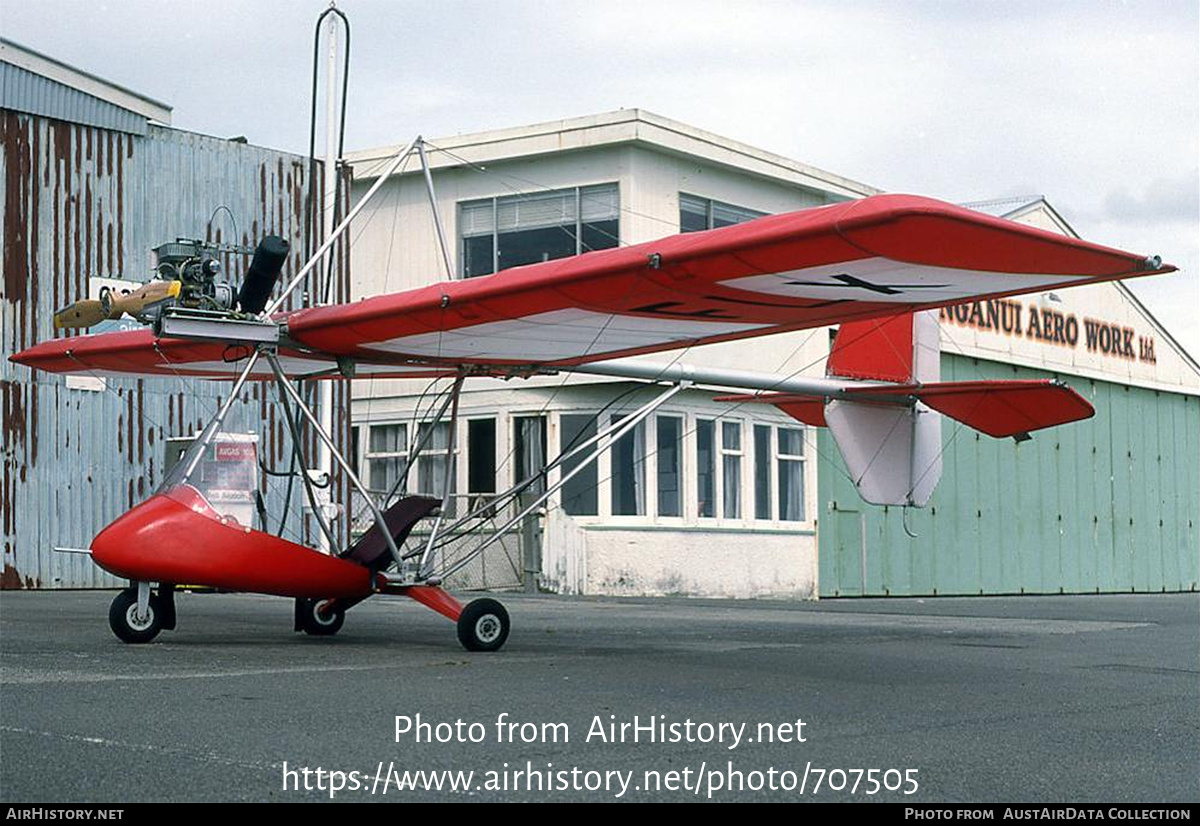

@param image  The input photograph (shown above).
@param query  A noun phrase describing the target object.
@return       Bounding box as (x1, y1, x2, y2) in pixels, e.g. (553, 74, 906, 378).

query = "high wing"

(11, 194, 1172, 379)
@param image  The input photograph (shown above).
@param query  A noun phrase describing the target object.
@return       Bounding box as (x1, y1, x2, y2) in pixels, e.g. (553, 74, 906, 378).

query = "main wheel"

(108, 589, 163, 644)
(456, 598, 510, 652)
(297, 598, 345, 636)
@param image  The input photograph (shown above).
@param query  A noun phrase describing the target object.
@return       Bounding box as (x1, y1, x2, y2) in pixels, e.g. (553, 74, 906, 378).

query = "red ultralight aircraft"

(10, 170, 1174, 651)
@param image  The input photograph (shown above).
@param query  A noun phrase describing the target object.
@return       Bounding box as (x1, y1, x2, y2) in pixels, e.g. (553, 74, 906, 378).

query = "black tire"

(456, 598, 510, 652)
(297, 598, 345, 636)
(108, 589, 163, 644)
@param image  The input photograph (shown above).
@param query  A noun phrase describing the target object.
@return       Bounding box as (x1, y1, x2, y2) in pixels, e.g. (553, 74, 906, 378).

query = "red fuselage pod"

(90, 485, 373, 599)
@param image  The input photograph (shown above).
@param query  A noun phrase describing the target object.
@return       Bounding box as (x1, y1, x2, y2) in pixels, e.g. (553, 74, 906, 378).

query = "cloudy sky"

(5, 0, 1197, 357)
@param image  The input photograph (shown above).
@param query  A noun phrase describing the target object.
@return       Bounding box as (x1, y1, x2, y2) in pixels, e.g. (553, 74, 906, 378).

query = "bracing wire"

(332, 133, 994, 568)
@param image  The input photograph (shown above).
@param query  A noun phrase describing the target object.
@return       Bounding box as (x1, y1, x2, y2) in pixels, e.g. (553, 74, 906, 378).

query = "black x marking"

(631, 301, 738, 319)
(785, 273, 949, 295)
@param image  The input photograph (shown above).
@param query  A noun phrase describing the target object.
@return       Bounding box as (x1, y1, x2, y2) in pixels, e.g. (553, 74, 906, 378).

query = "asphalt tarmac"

(0, 590, 1196, 803)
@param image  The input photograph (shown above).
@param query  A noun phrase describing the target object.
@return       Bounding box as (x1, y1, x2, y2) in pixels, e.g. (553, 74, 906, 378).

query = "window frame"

(415, 420, 458, 513)
(718, 419, 744, 520)
(608, 412, 648, 517)
(654, 413, 685, 520)
(775, 424, 806, 523)
(512, 414, 549, 496)
(746, 421, 809, 524)
(466, 416, 498, 496)
(753, 423, 773, 521)
(360, 422, 409, 495)
(679, 192, 767, 233)
(458, 183, 620, 278)
(695, 417, 717, 520)
(557, 411, 600, 517)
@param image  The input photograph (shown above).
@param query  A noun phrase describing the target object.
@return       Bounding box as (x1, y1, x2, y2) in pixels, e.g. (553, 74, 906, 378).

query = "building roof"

(0, 37, 172, 134)
(961, 195, 1046, 218)
(348, 108, 880, 200)
(961, 195, 1080, 236)
(962, 195, 1200, 384)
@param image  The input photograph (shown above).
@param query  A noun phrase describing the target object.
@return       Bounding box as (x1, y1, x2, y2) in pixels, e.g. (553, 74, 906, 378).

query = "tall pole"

(316, 13, 339, 552)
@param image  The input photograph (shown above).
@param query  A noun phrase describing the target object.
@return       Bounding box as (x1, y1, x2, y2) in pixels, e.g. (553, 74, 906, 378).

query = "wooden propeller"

(54, 281, 182, 330)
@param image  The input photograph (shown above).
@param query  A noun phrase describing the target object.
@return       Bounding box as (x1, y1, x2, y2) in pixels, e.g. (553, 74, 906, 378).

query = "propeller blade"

(54, 298, 113, 329)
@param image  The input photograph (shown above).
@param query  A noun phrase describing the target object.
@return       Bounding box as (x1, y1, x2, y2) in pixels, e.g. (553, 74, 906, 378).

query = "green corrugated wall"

(817, 355, 1200, 596)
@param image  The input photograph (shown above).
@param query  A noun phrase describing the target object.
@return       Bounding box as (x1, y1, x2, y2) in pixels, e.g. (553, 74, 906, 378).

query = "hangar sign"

(939, 298, 1157, 365)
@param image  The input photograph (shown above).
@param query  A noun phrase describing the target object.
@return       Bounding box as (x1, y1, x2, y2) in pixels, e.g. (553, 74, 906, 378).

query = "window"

(679, 193, 766, 233)
(467, 419, 496, 494)
(559, 414, 598, 516)
(610, 414, 646, 516)
(364, 423, 407, 494)
(417, 421, 455, 515)
(696, 418, 716, 518)
(754, 424, 772, 520)
(514, 416, 547, 497)
(777, 427, 805, 522)
(459, 184, 620, 277)
(656, 416, 683, 518)
(720, 421, 743, 519)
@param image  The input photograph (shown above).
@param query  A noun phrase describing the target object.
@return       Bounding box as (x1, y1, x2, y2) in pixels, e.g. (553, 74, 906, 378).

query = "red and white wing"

(11, 194, 1172, 378)
(9, 330, 462, 380)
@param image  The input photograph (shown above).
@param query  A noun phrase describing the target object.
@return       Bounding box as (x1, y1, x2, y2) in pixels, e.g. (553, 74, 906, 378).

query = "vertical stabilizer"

(827, 310, 939, 384)
(825, 311, 943, 506)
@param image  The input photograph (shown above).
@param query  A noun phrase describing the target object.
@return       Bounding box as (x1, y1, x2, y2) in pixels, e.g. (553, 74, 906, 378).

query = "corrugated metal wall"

(0, 61, 150, 136)
(2, 110, 352, 588)
(818, 354, 1200, 596)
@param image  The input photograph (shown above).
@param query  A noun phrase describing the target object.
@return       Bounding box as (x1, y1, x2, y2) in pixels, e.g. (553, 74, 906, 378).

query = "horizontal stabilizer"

(871, 380, 1094, 438)
(718, 379, 1093, 439)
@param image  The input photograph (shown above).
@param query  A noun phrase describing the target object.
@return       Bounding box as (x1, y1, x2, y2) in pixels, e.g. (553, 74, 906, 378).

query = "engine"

(51, 235, 291, 333)
(150, 239, 238, 315)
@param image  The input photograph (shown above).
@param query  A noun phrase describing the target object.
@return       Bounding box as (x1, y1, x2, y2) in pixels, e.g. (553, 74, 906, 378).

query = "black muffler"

(237, 235, 290, 314)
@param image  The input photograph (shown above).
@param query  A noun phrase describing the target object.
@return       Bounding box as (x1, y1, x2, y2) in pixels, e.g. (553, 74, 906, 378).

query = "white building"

(346, 110, 1200, 600)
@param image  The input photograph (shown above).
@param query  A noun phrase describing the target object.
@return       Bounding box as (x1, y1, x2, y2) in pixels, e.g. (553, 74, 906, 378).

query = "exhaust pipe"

(238, 236, 290, 314)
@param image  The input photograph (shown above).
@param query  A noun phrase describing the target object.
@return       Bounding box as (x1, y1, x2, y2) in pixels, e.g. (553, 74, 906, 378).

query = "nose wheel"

(456, 598, 510, 652)
(108, 585, 174, 644)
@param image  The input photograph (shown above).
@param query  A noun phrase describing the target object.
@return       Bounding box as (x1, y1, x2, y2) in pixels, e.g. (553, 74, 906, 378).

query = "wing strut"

(267, 352, 404, 569)
(418, 373, 466, 579)
(263, 135, 421, 317)
(416, 138, 455, 280)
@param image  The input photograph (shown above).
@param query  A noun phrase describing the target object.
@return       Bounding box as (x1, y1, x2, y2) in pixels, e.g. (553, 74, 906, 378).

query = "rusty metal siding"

(2, 110, 350, 589)
(0, 62, 149, 136)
